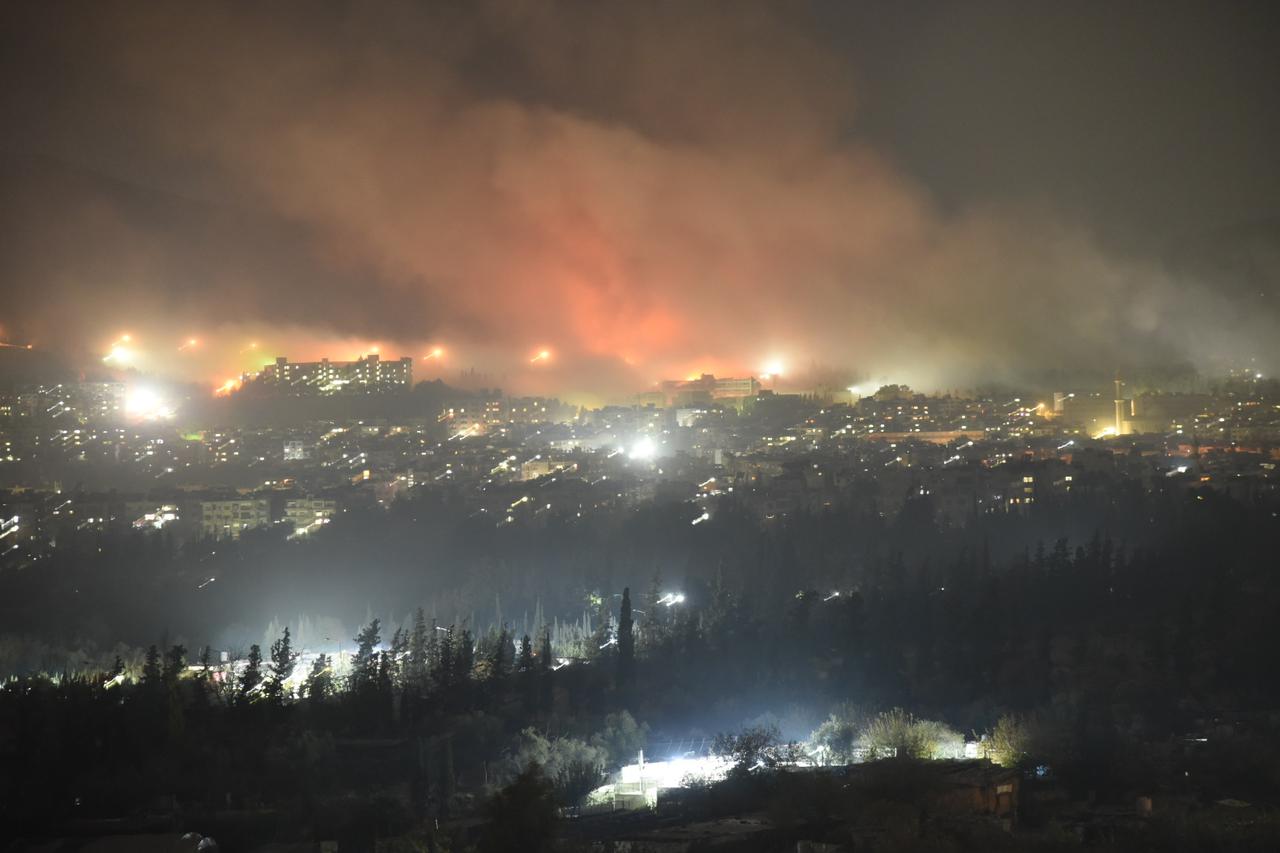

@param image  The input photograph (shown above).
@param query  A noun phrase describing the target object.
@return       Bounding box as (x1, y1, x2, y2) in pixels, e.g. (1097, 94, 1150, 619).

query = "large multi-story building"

(283, 440, 310, 461)
(657, 374, 761, 407)
(250, 355, 412, 395)
(437, 396, 572, 435)
(283, 497, 336, 535)
(201, 498, 270, 539)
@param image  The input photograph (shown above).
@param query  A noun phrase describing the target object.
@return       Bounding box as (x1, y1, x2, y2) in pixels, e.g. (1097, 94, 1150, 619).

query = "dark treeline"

(0, 458, 1264, 659)
(2, 476, 1279, 843)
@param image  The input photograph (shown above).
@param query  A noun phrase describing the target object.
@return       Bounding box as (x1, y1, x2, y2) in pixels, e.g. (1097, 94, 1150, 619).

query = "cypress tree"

(617, 587, 635, 684)
(539, 628, 553, 671)
(408, 607, 429, 690)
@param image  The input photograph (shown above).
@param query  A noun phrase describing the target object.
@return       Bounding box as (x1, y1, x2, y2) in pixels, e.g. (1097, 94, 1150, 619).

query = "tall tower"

(1113, 375, 1125, 436)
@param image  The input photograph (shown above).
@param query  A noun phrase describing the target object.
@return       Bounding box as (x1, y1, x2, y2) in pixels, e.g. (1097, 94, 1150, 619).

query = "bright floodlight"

(530, 349, 551, 364)
(629, 435, 656, 460)
(125, 387, 174, 421)
(103, 345, 135, 365)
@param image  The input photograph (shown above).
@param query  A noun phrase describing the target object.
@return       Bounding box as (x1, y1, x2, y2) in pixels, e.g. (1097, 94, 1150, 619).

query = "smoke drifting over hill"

(2, 1, 1277, 394)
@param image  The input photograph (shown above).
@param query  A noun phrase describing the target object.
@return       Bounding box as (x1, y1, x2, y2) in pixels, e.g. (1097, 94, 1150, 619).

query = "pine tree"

(305, 653, 333, 704)
(487, 626, 510, 681)
(141, 644, 162, 687)
(377, 650, 394, 697)
(390, 626, 409, 688)
(617, 587, 635, 684)
(195, 646, 212, 681)
(353, 618, 382, 692)
(456, 629, 475, 681)
(517, 634, 534, 672)
(264, 626, 298, 705)
(515, 633, 537, 712)
(163, 644, 187, 684)
(192, 646, 212, 707)
(239, 644, 263, 700)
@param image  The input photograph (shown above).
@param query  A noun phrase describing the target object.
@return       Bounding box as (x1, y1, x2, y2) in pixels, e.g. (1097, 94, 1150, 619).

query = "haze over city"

(3, 1, 1279, 398)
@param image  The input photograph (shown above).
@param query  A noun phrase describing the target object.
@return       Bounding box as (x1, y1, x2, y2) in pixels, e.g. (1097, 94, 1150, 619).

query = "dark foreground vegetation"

(2, 476, 1279, 850)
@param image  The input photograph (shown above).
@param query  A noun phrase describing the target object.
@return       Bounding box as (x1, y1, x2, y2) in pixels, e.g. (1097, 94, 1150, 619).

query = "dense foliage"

(2, 473, 1279, 845)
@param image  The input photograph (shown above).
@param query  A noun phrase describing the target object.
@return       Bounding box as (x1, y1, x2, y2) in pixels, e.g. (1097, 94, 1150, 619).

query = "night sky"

(2, 1, 1278, 395)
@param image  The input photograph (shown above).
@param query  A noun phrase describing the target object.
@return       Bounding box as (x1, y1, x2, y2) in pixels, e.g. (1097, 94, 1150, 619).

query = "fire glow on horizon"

(84, 322, 838, 401)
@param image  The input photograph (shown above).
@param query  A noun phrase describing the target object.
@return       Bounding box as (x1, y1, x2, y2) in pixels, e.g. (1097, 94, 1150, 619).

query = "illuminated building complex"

(252, 355, 412, 395)
(658, 374, 761, 407)
(284, 497, 336, 535)
(8, 382, 125, 423)
(200, 498, 270, 540)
